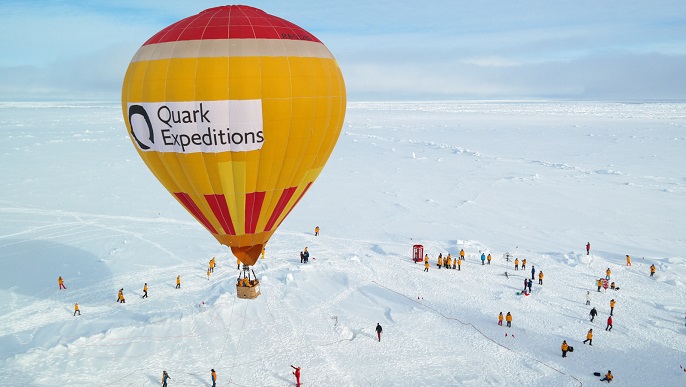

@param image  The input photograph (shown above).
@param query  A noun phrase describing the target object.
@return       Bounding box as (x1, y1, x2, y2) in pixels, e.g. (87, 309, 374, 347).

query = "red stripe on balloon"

(276, 182, 313, 229)
(174, 192, 218, 234)
(205, 194, 236, 235)
(245, 191, 265, 234)
(264, 186, 298, 231)
(143, 5, 321, 46)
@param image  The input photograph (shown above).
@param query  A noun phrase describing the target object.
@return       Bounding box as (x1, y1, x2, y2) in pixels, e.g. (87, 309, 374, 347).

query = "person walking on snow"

(437, 254, 443, 269)
(118, 288, 126, 303)
(291, 365, 301, 387)
(58, 276, 66, 290)
(211, 369, 217, 387)
(162, 371, 171, 387)
(606, 315, 613, 331)
(597, 278, 603, 292)
(514, 258, 519, 271)
(209, 257, 215, 273)
(650, 264, 656, 277)
(73, 303, 80, 316)
(586, 291, 591, 305)
(506, 312, 512, 327)
(521, 259, 527, 270)
(424, 259, 430, 272)
(376, 323, 383, 342)
(457, 258, 462, 271)
(176, 275, 181, 289)
(625, 254, 631, 266)
(142, 283, 148, 299)
(590, 307, 598, 322)
(498, 312, 504, 326)
(583, 328, 593, 345)
(538, 271, 544, 285)
(586, 242, 591, 255)
(460, 249, 465, 261)
(481, 253, 486, 265)
(531, 266, 536, 280)
(610, 299, 616, 316)
(561, 340, 569, 357)
(600, 370, 613, 383)
(315, 226, 320, 236)
(487, 253, 491, 265)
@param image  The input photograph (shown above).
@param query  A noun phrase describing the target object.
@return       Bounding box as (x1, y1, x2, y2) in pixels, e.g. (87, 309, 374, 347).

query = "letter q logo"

(128, 104, 154, 150)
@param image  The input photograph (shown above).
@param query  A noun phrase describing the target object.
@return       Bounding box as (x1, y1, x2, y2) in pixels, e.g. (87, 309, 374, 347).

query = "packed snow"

(1, 101, 685, 386)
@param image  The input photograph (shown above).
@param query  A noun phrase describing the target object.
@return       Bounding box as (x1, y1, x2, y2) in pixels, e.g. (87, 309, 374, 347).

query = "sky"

(1, 0, 685, 101)
(1, 101, 685, 385)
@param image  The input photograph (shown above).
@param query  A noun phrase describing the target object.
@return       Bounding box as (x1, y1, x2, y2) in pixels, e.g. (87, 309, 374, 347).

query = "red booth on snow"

(412, 244, 424, 262)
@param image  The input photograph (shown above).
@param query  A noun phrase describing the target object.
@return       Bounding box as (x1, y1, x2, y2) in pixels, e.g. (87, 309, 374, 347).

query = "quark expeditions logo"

(127, 100, 264, 153)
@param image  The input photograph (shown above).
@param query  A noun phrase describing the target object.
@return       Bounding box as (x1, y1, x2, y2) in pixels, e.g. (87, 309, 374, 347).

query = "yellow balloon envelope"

(121, 6, 346, 265)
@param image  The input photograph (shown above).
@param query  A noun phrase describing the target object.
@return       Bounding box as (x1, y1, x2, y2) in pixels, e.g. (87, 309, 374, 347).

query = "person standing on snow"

(586, 291, 591, 305)
(73, 303, 80, 316)
(481, 253, 486, 265)
(514, 258, 519, 271)
(291, 365, 301, 387)
(538, 271, 544, 285)
(457, 258, 462, 271)
(597, 278, 603, 292)
(531, 266, 536, 280)
(590, 307, 598, 322)
(315, 226, 320, 236)
(561, 340, 569, 357)
(211, 369, 217, 387)
(142, 283, 148, 299)
(424, 259, 430, 272)
(528, 278, 533, 293)
(610, 299, 616, 316)
(460, 249, 465, 261)
(498, 312, 504, 326)
(303, 247, 310, 263)
(586, 242, 591, 255)
(118, 288, 126, 303)
(605, 268, 611, 280)
(487, 253, 492, 265)
(583, 328, 593, 345)
(437, 254, 443, 269)
(523, 278, 529, 292)
(606, 315, 613, 331)
(58, 276, 66, 290)
(506, 312, 512, 327)
(625, 254, 631, 266)
(162, 371, 171, 387)
(650, 264, 656, 277)
(176, 275, 181, 289)
(521, 259, 527, 270)
(207, 267, 211, 280)
(300, 251, 304, 263)
(446, 254, 452, 269)
(376, 323, 383, 342)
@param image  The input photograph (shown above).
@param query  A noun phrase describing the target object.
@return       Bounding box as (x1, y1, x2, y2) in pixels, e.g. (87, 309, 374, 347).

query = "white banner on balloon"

(127, 100, 264, 153)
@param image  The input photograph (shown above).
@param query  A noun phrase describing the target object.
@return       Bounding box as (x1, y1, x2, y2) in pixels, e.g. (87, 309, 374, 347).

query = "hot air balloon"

(121, 5, 346, 297)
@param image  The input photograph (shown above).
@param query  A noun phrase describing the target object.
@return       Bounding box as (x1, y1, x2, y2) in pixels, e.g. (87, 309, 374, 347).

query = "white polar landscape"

(1, 101, 685, 386)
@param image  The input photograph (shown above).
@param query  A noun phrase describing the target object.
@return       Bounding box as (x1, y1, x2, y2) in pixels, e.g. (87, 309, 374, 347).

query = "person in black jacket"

(590, 307, 598, 322)
(375, 323, 383, 342)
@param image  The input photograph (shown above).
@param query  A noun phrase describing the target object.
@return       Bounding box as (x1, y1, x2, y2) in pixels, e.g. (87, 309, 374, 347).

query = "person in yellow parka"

(457, 258, 462, 271)
(487, 253, 491, 265)
(459, 249, 465, 260)
(597, 278, 603, 292)
(610, 299, 616, 316)
(561, 340, 569, 357)
(514, 258, 519, 271)
(498, 312, 503, 326)
(424, 259, 429, 272)
(209, 257, 216, 272)
(600, 370, 613, 383)
(505, 312, 512, 327)
(314, 226, 320, 236)
(176, 275, 181, 289)
(73, 302, 80, 316)
(583, 328, 593, 345)
(650, 264, 656, 277)
(605, 268, 611, 280)
(625, 254, 631, 266)
(437, 254, 443, 269)
(207, 267, 211, 280)
(521, 258, 527, 270)
(58, 276, 66, 290)
(142, 283, 148, 299)
(424, 254, 429, 264)
(446, 255, 452, 269)
(538, 271, 544, 285)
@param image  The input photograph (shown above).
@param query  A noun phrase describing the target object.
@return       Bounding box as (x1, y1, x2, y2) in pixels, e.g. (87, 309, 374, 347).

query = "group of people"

(300, 247, 310, 263)
(497, 312, 513, 327)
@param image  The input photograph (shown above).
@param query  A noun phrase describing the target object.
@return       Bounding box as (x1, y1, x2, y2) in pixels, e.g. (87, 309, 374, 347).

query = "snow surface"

(1, 101, 685, 386)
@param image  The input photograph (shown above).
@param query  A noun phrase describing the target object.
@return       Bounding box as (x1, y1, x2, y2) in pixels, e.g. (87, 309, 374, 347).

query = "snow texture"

(1, 101, 685, 386)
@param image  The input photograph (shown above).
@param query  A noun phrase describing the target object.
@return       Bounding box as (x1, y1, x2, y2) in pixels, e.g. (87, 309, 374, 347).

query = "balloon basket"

(236, 265, 261, 299)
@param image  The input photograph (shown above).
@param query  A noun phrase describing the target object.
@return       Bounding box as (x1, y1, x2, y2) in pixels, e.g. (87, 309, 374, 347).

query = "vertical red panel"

(205, 194, 236, 235)
(174, 192, 218, 233)
(277, 182, 313, 229)
(245, 191, 266, 234)
(264, 186, 298, 231)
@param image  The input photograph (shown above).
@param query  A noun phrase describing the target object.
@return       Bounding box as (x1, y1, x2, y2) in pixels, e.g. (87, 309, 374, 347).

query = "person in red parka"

(291, 365, 301, 387)
(586, 242, 591, 255)
(606, 315, 613, 331)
